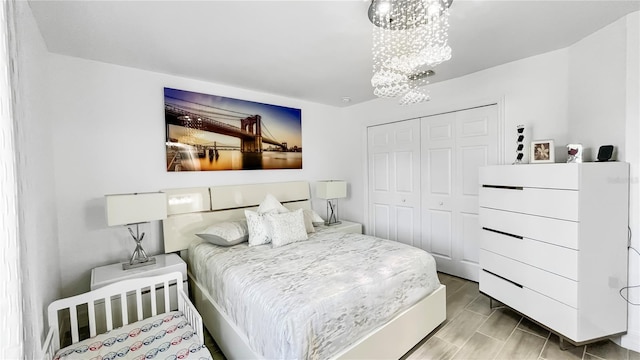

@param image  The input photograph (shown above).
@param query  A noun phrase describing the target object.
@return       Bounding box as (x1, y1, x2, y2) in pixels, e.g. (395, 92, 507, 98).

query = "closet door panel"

(428, 149, 452, 196)
(367, 119, 421, 246)
(461, 147, 485, 196)
(373, 203, 391, 240)
(422, 115, 454, 267)
(429, 122, 453, 141)
(421, 105, 499, 280)
(372, 153, 390, 192)
(428, 210, 452, 258)
(396, 206, 416, 246)
(461, 212, 480, 265)
(395, 151, 415, 193)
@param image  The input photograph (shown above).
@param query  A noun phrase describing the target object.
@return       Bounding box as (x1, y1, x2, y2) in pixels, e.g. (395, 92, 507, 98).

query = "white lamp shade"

(316, 180, 347, 199)
(106, 192, 167, 226)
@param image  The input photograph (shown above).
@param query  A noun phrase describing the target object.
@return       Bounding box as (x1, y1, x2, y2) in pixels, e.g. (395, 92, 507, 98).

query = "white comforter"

(189, 228, 440, 359)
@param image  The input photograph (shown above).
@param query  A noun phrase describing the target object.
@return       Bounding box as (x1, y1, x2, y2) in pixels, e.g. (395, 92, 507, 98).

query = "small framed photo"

(530, 140, 555, 163)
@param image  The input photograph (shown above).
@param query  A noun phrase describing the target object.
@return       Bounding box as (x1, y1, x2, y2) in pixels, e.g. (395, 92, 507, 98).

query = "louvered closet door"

(421, 105, 498, 281)
(367, 119, 421, 247)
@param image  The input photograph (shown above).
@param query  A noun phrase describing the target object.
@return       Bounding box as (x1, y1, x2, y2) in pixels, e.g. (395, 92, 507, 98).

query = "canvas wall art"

(164, 88, 302, 171)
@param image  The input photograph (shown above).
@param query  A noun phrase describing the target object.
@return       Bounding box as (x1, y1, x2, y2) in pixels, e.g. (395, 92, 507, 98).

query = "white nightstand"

(91, 253, 187, 292)
(316, 220, 363, 234)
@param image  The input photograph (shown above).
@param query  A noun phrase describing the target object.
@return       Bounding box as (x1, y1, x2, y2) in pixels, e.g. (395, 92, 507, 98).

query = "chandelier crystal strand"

(370, 0, 452, 104)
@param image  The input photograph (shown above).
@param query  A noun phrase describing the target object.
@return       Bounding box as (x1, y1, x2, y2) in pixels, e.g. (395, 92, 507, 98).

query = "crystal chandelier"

(369, 0, 452, 104)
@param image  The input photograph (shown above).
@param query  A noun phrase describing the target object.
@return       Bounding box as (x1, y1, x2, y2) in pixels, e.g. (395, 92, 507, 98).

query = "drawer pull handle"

(482, 185, 524, 190)
(482, 227, 523, 239)
(483, 269, 523, 288)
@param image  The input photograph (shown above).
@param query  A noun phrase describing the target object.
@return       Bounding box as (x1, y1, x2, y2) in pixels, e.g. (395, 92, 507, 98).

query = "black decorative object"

(597, 145, 614, 162)
(514, 125, 525, 164)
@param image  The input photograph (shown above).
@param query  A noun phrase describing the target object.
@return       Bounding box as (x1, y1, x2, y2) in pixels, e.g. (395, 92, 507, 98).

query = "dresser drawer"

(479, 187, 579, 221)
(480, 250, 578, 308)
(479, 164, 579, 190)
(481, 228, 578, 280)
(479, 207, 579, 250)
(480, 270, 578, 340)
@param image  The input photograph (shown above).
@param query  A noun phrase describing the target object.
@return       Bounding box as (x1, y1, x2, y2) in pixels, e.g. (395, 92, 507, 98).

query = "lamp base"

(122, 256, 156, 270)
(325, 199, 342, 226)
(123, 224, 156, 270)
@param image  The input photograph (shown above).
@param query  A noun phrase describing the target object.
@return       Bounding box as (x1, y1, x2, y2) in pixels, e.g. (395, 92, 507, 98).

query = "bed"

(42, 272, 211, 360)
(161, 181, 446, 359)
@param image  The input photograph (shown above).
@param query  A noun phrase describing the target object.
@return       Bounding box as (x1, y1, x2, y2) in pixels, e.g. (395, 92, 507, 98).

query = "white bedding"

(189, 227, 441, 359)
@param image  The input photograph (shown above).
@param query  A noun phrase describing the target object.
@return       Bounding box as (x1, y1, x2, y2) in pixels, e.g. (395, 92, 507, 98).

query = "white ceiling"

(28, 0, 640, 107)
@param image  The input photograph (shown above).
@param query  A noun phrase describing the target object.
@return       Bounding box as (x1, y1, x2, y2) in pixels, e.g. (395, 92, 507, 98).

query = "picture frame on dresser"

(530, 140, 555, 163)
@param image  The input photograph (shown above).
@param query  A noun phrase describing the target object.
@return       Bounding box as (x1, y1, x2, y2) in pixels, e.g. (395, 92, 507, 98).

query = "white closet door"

(421, 105, 498, 281)
(367, 119, 421, 246)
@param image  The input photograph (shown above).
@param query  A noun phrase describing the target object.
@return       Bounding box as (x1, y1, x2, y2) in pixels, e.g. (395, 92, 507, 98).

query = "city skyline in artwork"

(164, 87, 303, 171)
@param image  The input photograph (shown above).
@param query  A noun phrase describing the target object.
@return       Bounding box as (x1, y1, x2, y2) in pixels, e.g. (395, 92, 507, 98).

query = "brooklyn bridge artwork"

(165, 88, 302, 171)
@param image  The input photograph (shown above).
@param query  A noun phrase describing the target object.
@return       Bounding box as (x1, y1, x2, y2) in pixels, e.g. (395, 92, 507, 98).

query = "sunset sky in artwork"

(164, 88, 302, 148)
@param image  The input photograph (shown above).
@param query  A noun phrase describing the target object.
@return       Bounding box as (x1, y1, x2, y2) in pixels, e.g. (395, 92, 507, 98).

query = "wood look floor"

(203, 272, 639, 360)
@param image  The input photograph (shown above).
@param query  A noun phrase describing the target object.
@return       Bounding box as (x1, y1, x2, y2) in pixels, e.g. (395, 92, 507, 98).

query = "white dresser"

(478, 162, 629, 345)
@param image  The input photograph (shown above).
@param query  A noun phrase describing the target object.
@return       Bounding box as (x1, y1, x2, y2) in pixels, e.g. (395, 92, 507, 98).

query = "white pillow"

(265, 209, 308, 248)
(246, 194, 291, 246)
(302, 210, 315, 233)
(257, 193, 289, 214)
(245, 210, 271, 246)
(304, 209, 324, 227)
(196, 220, 248, 246)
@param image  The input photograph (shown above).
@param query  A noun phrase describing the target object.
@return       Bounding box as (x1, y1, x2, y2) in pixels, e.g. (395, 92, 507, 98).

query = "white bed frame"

(42, 272, 203, 359)
(161, 181, 446, 359)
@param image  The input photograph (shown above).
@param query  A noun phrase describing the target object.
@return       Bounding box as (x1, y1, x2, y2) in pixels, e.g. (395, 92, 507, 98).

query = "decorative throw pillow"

(302, 210, 315, 233)
(257, 193, 289, 214)
(245, 210, 271, 246)
(304, 209, 325, 228)
(264, 208, 308, 248)
(196, 220, 248, 247)
(245, 194, 291, 246)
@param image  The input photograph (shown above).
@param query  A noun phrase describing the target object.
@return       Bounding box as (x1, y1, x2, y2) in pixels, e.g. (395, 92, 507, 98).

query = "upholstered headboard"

(161, 181, 312, 253)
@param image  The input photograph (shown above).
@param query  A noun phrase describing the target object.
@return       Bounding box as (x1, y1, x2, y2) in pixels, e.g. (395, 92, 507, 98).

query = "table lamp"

(315, 180, 347, 226)
(105, 192, 167, 270)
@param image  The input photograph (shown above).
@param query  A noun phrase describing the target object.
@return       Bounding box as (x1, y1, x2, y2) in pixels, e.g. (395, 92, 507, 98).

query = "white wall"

(568, 17, 627, 161)
(1, 2, 24, 358)
(13, 1, 62, 357)
(45, 54, 347, 296)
